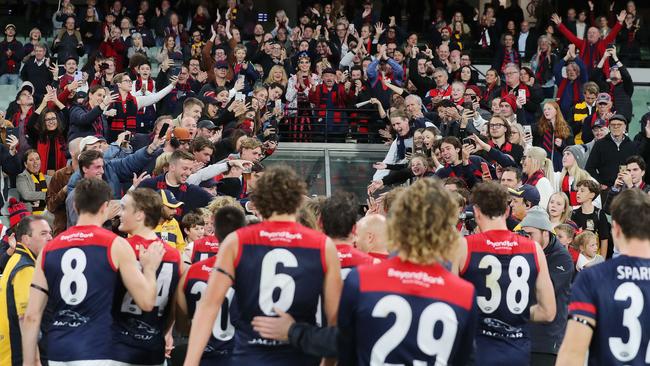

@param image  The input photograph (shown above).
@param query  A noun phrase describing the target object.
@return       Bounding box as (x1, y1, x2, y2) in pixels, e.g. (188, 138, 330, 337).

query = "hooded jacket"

(529, 234, 573, 355)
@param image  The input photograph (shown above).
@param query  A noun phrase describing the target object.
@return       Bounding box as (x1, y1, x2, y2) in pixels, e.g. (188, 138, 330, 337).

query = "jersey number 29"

(371, 295, 458, 365)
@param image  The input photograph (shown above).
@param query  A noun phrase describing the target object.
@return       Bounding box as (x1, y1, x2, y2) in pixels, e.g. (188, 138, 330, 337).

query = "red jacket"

(557, 21, 622, 74)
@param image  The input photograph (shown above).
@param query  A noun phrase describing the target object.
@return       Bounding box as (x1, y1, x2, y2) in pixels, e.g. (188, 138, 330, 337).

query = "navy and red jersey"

(338, 257, 477, 365)
(184, 256, 236, 365)
(231, 221, 328, 365)
(336, 243, 376, 280)
(191, 235, 220, 263)
(40, 225, 120, 363)
(111, 235, 182, 365)
(460, 230, 540, 366)
(569, 255, 650, 365)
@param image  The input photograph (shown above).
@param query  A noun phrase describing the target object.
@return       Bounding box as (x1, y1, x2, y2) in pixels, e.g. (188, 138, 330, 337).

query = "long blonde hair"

(558, 155, 592, 191)
(547, 192, 572, 224)
(387, 179, 460, 264)
(526, 146, 554, 186)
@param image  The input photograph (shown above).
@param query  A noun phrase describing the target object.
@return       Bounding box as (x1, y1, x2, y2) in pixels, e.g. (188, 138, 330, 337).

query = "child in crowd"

(574, 231, 605, 271)
(555, 223, 579, 265)
(154, 189, 186, 252)
(181, 212, 205, 265)
(572, 180, 610, 258)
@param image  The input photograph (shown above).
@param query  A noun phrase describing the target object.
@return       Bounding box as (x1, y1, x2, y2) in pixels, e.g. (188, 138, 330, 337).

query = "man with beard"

(139, 150, 213, 218)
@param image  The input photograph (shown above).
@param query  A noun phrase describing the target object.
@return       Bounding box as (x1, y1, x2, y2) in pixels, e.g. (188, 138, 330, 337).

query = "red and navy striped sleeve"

(568, 269, 597, 319)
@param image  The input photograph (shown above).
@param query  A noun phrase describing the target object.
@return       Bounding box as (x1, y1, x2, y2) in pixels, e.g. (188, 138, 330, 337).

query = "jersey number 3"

(609, 282, 650, 362)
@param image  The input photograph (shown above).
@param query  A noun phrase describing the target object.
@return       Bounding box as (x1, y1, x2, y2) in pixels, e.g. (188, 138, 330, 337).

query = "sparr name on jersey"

(616, 265, 650, 281)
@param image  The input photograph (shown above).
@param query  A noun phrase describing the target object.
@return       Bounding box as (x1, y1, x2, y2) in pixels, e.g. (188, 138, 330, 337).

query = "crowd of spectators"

(0, 0, 645, 251)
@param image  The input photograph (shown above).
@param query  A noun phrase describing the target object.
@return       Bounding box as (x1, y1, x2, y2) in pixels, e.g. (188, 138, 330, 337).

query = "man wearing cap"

(520, 207, 573, 366)
(0, 24, 23, 86)
(196, 120, 218, 140)
(0, 215, 52, 366)
(9, 82, 36, 154)
(509, 184, 541, 223)
(581, 92, 614, 143)
(308, 67, 355, 142)
(583, 117, 608, 159)
(199, 60, 230, 96)
(586, 113, 642, 191)
(155, 189, 186, 251)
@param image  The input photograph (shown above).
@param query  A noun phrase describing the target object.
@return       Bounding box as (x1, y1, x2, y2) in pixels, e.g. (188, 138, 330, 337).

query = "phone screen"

(158, 123, 170, 139)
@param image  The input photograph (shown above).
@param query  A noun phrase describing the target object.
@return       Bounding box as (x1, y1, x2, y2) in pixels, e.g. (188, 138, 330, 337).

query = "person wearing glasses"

(107, 72, 178, 142)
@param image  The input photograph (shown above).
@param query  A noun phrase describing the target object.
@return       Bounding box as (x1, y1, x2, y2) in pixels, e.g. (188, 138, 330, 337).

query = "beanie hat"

(563, 145, 588, 169)
(8, 198, 31, 228)
(500, 94, 517, 111)
(520, 206, 555, 232)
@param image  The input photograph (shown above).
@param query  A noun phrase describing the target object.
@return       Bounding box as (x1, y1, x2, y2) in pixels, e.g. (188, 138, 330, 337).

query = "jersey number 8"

(371, 295, 458, 365)
(60, 248, 88, 305)
(477, 255, 530, 314)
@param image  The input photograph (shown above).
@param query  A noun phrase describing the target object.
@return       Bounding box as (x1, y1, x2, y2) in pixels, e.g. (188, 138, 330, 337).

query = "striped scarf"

(30, 172, 47, 214)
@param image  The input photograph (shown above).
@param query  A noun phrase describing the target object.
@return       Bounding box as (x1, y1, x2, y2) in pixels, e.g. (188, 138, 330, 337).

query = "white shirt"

(576, 22, 586, 40)
(518, 32, 529, 58)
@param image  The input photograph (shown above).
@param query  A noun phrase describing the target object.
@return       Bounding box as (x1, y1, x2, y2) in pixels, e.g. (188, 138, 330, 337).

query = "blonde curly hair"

(387, 179, 460, 265)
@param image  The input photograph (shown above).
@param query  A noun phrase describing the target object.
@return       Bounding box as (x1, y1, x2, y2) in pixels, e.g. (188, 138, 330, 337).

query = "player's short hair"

(75, 178, 112, 215)
(320, 192, 358, 239)
(251, 165, 306, 219)
(611, 189, 650, 241)
(127, 188, 163, 229)
(471, 182, 509, 218)
(388, 179, 459, 264)
(214, 206, 247, 241)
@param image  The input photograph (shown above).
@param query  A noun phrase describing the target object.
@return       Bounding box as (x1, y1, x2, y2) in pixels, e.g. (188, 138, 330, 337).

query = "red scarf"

(36, 135, 67, 174)
(535, 51, 548, 80)
(135, 77, 154, 93)
(561, 175, 579, 206)
(500, 49, 520, 73)
(524, 169, 545, 186)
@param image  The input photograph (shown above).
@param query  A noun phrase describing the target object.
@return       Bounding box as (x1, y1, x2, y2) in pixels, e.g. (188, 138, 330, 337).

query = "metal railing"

(277, 107, 386, 144)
